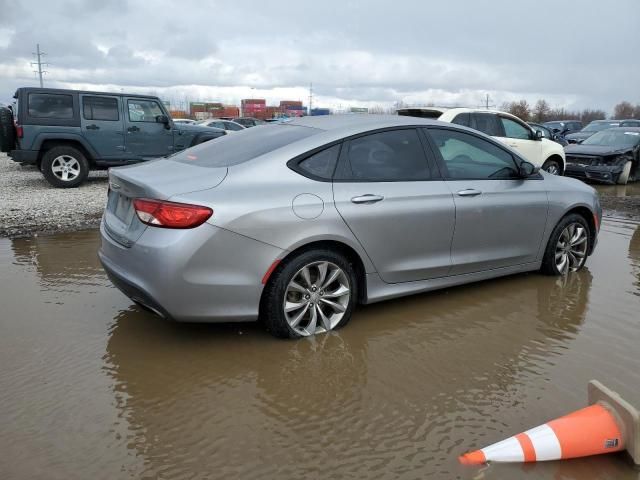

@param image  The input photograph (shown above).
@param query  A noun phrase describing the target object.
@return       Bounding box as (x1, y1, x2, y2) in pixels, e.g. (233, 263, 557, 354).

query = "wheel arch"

(543, 153, 565, 175)
(262, 239, 369, 305)
(37, 138, 95, 168)
(563, 205, 597, 255)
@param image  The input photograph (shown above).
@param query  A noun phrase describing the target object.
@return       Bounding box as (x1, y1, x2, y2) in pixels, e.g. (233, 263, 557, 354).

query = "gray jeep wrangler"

(0, 88, 225, 187)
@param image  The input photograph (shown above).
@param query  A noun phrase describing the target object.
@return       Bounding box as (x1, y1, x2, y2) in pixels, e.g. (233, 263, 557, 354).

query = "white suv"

(397, 108, 566, 175)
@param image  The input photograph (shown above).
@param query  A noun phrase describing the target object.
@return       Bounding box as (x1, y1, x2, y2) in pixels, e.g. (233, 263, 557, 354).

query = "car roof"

(286, 114, 446, 132)
(14, 86, 161, 100)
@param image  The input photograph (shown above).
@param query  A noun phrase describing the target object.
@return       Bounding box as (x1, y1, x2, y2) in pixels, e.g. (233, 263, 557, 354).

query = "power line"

(31, 43, 49, 87)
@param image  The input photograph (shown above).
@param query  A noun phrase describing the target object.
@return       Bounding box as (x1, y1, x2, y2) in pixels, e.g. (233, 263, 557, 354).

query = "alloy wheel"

(283, 261, 351, 336)
(555, 223, 588, 274)
(51, 155, 81, 182)
(545, 163, 560, 175)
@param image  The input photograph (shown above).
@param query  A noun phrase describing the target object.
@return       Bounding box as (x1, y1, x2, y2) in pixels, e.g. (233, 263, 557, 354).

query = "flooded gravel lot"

(1, 217, 639, 479)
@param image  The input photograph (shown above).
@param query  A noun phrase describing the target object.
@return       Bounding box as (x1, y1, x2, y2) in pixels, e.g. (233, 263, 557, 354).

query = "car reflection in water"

(103, 267, 594, 478)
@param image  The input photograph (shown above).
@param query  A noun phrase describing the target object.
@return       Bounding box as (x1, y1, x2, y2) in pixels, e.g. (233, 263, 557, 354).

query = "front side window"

(472, 113, 503, 136)
(427, 128, 519, 180)
(127, 99, 164, 122)
(83, 96, 119, 121)
(500, 117, 531, 140)
(294, 144, 341, 180)
(28, 93, 73, 119)
(344, 129, 430, 181)
(451, 113, 471, 127)
(225, 122, 244, 131)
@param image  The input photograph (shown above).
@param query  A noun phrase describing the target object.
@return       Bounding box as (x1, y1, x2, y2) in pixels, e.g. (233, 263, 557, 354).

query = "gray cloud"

(0, 0, 638, 112)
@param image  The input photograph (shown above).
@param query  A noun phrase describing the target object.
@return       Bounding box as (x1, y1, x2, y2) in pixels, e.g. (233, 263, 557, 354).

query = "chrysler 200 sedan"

(99, 115, 601, 338)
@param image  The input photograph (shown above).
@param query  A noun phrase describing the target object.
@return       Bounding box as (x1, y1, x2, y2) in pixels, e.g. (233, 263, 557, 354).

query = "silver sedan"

(99, 115, 601, 338)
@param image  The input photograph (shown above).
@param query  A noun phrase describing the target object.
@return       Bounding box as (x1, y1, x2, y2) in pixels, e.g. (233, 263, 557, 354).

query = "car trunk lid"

(103, 159, 227, 246)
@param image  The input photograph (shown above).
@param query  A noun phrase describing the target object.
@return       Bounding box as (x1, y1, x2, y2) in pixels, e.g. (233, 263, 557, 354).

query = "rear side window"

(342, 129, 431, 182)
(472, 113, 503, 136)
(293, 144, 341, 180)
(225, 122, 244, 131)
(451, 113, 471, 127)
(172, 124, 320, 167)
(28, 93, 73, 119)
(83, 96, 119, 121)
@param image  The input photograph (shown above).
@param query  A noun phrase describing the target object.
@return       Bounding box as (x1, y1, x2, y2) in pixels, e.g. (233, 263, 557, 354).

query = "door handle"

(127, 126, 140, 133)
(86, 124, 100, 130)
(351, 194, 384, 204)
(457, 189, 482, 197)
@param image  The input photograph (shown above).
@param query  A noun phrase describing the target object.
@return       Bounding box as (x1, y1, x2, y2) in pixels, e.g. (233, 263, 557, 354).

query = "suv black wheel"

(542, 158, 561, 175)
(0, 107, 16, 153)
(541, 213, 590, 276)
(41, 146, 90, 188)
(261, 249, 358, 339)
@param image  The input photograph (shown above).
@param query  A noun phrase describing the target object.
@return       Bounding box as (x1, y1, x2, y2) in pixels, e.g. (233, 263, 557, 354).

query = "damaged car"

(564, 127, 640, 185)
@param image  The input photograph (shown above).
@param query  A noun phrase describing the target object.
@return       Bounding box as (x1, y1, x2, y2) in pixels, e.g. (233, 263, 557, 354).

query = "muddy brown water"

(1, 216, 639, 479)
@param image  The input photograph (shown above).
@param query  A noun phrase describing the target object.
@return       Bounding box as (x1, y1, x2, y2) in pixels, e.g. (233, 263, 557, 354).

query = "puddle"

(1, 219, 639, 479)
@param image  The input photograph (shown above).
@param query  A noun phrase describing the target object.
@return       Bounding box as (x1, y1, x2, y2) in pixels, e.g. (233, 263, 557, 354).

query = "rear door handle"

(127, 126, 140, 133)
(351, 194, 384, 204)
(457, 189, 482, 197)
(86, 124, 100, 130)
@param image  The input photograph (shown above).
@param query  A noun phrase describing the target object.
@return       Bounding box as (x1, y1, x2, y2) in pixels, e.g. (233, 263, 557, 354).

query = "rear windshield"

(172, 124, 320, 167)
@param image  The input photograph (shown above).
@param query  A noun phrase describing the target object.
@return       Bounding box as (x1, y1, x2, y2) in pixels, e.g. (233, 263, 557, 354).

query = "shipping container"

(311, 108, 331, 116)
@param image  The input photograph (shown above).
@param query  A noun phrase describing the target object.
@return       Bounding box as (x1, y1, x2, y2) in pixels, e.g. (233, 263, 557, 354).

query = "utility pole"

(31, 44, 49, 87)
(479, 93, 495, 110)
(308, 82, 313, 115)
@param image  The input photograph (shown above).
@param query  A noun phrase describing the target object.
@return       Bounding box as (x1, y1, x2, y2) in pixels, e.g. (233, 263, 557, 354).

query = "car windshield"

(172, 124, 321, 167)
(583, 122, 619, 132)
(544, 122, 564, 130)
(582, 129, 640, 147)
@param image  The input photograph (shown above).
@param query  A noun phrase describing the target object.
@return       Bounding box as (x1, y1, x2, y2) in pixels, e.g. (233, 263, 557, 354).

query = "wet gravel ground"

(0, 152, 638, 238)
(0, 153, 108, 238)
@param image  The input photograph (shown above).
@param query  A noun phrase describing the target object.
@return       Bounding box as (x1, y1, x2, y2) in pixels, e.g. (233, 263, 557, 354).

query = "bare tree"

(580, 109, 606, 124)
(501, 100, 531, 121)
(613, 101, 635, 119)
(633, 104, 640, 119)
(532, 99, 550, 123)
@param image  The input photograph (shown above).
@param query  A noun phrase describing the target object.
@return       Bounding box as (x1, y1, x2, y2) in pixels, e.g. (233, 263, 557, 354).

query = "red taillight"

(15, 124, 23, 138)
(133, 198, 213, 229)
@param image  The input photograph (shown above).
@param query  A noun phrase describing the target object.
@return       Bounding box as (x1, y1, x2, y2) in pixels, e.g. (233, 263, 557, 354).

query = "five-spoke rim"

(555, 223, 588, 274)
(51, 155, 80, 181)
(284, 261, 350, 337)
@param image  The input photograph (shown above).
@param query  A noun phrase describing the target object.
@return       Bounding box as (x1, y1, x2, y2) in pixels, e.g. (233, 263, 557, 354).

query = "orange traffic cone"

(459, 380, 639, 466)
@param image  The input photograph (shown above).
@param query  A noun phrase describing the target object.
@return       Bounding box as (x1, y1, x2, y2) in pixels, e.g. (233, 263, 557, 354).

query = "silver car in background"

(99, 115, 601, 338)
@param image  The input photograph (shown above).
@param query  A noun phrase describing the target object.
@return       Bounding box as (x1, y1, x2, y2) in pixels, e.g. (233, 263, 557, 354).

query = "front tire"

(617, 161, 632, 185)
(261, 249, 358, 339)
(542, 158, 561, 175)
(41, 146, 90, 188)
(541, 214, 590, 276)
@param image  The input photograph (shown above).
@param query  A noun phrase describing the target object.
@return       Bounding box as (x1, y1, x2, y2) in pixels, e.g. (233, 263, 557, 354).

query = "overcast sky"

(0, 0, 638, 114)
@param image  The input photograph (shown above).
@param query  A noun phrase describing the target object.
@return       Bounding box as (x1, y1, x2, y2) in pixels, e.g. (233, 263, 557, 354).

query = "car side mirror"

(156, 115, 170, 128)
(534, 130, 543, 140)
(519, 161, 539, 177)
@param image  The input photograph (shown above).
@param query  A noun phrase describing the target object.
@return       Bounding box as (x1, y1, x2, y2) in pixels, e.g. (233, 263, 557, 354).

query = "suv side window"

(472, 113, 503, 136)
(127, 99, 164, 122)
(28, 93, 73, 119)
(427, 128, 519, 180)
(293, 144, 341, 181)
(83, 96, 119, 121)
(342, 129, 430, 182)
(451, 113, 471, 127)
(500, 117, 531, 140)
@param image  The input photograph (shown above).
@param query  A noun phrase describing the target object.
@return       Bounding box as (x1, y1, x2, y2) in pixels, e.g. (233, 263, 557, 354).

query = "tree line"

(500, 100, 640, 124)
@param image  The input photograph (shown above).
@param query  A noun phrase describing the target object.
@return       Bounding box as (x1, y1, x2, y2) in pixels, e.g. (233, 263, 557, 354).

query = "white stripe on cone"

(524, 424, 562, 461)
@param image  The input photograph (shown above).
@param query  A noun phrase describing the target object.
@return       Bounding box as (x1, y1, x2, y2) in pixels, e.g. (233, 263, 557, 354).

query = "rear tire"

(261, 249, 358, 339)
(617, 161, 632, 185)
(0, 107, 16, 153)
(541, 214, 590, 276)
(41, 146, 90, 188)
(542, 158, 561, 175)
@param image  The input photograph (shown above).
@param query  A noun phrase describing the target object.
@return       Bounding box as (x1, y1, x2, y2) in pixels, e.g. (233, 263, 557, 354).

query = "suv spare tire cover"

(0, 107, 16, 153)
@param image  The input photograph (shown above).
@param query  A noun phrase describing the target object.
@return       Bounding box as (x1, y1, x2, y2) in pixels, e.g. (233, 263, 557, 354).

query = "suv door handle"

(86, 124, 100, 130)
(457, 189, 482, 197)
(127, 126, 140, 133)
(351, 194, 384, 204)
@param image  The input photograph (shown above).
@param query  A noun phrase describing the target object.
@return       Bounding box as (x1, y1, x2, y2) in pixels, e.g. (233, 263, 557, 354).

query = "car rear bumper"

(9, 149, 38, 165)
(99, 220, 285, 323)
(564, 163, 624, 184)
